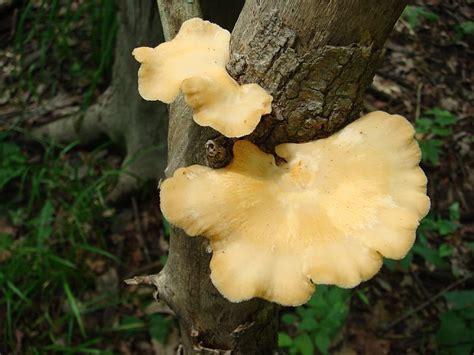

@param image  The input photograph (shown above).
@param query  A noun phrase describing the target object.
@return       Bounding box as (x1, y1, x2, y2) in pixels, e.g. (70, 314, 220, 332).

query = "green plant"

(14, 0, 117, 106)
(0, 127, 123, 351)
(454, 21, 474, 38)
(112, 313, 174, 344)
(384, 202, 460, 272)
(279, 286, 350, 355)
(437, 290, 474, 355)
(402, 5, 439, 30)
(415, 108, 457, 165)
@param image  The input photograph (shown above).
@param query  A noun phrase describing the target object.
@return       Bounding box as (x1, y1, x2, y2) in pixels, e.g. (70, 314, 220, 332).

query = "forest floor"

(0, 0, 472, 354)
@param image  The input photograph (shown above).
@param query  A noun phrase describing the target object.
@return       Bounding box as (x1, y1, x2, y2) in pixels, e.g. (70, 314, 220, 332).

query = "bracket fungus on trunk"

(132, 18, 272, 138)
(160, 111, 430, 306)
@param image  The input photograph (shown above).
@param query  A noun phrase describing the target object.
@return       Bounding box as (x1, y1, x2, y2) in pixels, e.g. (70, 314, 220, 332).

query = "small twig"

(124, 271, 173, 308)
(411, 271, 430, 298)
(379, 274, 472, 333)
(410, 271, 443, 313)
(124, 274, 159, 286)
(131, 197, 151, 262)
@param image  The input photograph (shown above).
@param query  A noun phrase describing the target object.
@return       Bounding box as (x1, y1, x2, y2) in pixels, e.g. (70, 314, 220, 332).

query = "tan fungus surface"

(160, 111, 430, 306)
(132, 18, 230, 103)
(133, 18, 273, 137)
(182, 68, 273, 137)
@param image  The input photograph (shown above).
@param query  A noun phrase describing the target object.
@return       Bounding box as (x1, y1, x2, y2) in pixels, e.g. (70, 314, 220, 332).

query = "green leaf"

(0, 233, 14, 249)
(431, 126, 452, 137)
(282, 313, 299, 325)
(383, 259, 397, 272)
(399, 250, 414, 270)
(278, 332, 293, 348)
(356, 290, 370, 305)
(415, 118, 434, 133)
(437, 219, 458, 236)
(419, 8, 438, 22)
(403, 6, 421, 29)
(420, 215, 438, 232)
(162, 217, 170, 239)
(456, 21, 474, 35)
(36, 200, 55, 247)
(299, 317, 319, 331)
(116, 316, 145, 336)
(436, 311, 474, 346)
(438, 244, 453, 258)
(413, 243, 449, 269)
(7, 281, 31, 304)
(294, 333, 314, 355)
(449, 202, 460, 221)
(420, 139, 444, 165)
(444, 291, 474, 310)
(403, 6, 438, 29)
(0, 141, 28, 189)
(314, 332, 331, 355)
(63, 281, 86, 337)
(148, 313, 172, 344)
(159, 254, 168, 266)
(428, 108, 457, 126)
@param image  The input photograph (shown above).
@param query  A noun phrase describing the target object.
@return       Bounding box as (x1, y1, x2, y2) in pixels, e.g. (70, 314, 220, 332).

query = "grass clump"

(14, 0, 117, 106)
(0, 126, 120, 352)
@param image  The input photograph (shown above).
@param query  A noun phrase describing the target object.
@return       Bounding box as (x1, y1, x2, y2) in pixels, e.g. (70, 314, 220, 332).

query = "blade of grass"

(7, 280, 32, 305)
(63, 280, 86, 337)
(78, 244, 120, 263)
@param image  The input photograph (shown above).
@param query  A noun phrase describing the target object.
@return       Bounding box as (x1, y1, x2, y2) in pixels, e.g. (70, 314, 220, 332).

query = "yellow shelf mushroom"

(160, 111, 430, 306)
(133, 18, 272, 138)
(182, 68, 272, 137)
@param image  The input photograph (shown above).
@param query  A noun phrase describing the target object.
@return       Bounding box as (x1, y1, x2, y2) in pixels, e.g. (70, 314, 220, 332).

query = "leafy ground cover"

(0, 0, 472, 353)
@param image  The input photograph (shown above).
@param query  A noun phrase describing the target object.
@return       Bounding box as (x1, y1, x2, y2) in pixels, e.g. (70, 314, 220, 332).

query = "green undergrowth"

(415, 108, 458, 166)
(0, 126, 173, 352)
(0, 126, 116, 352)
(14, 0, 117, 107)
(402, 5, 438, 30)
(279, 287, 350, 355)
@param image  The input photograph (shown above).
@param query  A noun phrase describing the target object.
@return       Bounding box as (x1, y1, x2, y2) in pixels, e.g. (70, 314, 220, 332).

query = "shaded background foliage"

(0, 0, 473, 354)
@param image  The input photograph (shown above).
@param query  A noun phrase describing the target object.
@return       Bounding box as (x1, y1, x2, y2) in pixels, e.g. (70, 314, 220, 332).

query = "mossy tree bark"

(33, 0, 168, 202)
(147, 0, 408, 353)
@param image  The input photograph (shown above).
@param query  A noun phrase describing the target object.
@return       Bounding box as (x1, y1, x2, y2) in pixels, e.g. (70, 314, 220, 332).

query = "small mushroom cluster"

(134, 19, 430, 306)
(133, 18, 272, 138)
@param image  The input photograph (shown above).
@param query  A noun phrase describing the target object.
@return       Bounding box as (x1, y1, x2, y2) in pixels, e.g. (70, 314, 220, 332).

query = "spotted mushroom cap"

(160, 111, 430, 306)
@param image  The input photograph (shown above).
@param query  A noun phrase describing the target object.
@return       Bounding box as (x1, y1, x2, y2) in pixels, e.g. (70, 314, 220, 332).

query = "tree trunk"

(33, 0, 168, 202)
(151, 0, 407, 353)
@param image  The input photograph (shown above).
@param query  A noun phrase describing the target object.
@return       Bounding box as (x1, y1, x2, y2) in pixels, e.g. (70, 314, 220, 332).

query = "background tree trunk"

(153, 0, 408, 353)
(33, 0, 168, 202)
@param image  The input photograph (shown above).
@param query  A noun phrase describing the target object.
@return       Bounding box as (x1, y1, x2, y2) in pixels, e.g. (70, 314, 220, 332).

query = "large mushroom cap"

(182, 69, 273, 137)
(132, 18, 230, 103)
(160, 111, 430, 306)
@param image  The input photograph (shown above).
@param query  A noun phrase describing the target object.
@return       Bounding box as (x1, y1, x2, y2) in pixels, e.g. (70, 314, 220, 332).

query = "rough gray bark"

(148, 0, 408, 354)
(157, 0, 202, 40)
(32, 0, 168, 202)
